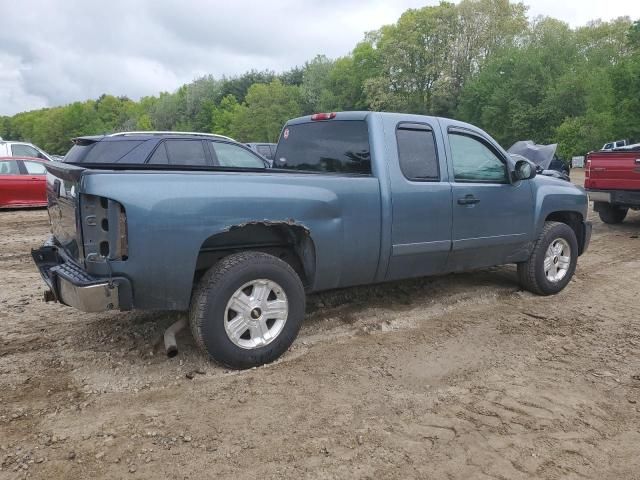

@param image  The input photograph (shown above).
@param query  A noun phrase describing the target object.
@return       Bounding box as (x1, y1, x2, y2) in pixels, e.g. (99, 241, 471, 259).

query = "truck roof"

(284, 111, 482, 133)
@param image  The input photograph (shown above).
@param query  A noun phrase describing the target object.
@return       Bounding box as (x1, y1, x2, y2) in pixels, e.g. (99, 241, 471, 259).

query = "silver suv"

(0, 138, 52, 161)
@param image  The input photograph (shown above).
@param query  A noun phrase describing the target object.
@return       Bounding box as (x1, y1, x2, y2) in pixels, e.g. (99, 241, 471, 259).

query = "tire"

(597, 204, 627, 224)
(190, 251, 305, 369)
(517, 221, 578, 296)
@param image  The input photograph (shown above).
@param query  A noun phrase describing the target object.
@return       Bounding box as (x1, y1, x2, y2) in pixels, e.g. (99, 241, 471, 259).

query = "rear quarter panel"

(81, 170, 382, 310)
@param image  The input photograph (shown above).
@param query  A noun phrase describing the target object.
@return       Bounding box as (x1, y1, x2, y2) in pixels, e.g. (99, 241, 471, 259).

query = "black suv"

(64, 132, 268, 169)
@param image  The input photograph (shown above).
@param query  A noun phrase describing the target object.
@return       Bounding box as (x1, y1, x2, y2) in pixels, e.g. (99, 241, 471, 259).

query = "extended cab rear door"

(384, 118, 453, 280)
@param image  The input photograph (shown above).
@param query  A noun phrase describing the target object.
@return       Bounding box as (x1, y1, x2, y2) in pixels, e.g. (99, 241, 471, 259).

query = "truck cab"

(602, 140, 628, 151)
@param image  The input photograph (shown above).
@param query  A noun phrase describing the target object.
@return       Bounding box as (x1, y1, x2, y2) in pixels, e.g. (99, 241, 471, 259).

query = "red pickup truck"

(585, 149, 640, 224)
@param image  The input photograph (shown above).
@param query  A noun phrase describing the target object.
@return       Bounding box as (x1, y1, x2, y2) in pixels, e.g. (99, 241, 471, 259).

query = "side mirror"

(513, 159, 536, 181)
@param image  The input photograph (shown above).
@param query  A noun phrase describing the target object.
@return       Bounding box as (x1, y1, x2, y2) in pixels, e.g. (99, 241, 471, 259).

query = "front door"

(445, 128, 534, 271)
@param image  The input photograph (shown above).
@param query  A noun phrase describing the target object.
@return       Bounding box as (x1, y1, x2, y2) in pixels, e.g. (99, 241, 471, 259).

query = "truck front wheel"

(189, 251, 306, 369)
(517, 221, 578, 295)
(597, 203, 628, 224)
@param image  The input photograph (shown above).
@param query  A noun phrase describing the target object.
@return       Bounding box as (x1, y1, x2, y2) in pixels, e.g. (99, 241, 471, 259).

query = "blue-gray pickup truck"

(33, 112, 591, 368)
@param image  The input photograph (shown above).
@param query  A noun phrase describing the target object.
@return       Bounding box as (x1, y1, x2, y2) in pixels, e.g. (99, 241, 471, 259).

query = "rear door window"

(396, 125, 439, 181)
(210, 142, 266, 168)
(164, 140, 207, 166)
(0, 159, 20, 175)
(23, 161, 47, 175)
(274, 120, 371, 174)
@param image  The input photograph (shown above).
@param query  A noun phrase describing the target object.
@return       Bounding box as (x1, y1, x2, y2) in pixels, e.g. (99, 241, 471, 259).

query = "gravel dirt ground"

(1, 169, 639, 479)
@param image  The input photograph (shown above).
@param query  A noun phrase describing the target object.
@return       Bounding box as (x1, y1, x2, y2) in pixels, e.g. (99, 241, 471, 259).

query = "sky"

(1, 0, 639, 116)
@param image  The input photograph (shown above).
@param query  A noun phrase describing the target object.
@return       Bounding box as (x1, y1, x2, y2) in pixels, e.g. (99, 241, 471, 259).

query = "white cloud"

(1, 0, 639, 115)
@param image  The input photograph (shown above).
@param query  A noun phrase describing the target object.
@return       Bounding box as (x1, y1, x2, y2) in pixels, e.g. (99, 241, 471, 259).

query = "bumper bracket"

(32, 242, 132, 312)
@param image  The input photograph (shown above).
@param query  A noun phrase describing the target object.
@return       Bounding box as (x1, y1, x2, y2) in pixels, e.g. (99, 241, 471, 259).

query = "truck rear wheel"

(517, 221, 578, 295)
(597, 203, 627, 224)
(189, 251, 305, 369)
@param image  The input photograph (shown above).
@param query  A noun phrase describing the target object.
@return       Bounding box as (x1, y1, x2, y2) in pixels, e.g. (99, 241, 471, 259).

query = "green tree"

(449, 0, 528, 109)
(211, 94, 247, 138)
(300, 55, 336, 112)
(365, 3, 459, 114)
(219, 70, 276, 103)
(236, 80, 303, 142)
(135, 114, 154, 130)
(457, 18, 581, 145)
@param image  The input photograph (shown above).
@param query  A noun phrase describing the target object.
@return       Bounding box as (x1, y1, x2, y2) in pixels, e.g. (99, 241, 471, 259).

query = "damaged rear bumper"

(32, 238, 132, 312)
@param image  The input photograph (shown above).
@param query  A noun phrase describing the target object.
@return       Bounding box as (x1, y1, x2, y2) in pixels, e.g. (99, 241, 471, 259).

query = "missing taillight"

(81, 194, 128, 263)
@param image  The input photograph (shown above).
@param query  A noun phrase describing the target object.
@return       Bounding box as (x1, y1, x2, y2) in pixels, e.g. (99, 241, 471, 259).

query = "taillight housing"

(81, 194, 128, 263)
(311, 112, 337, 121)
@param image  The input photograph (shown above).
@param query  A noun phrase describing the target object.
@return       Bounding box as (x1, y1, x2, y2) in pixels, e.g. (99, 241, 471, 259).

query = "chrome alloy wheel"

(544, 238, 571, 283)
(224, 279, 288, 349)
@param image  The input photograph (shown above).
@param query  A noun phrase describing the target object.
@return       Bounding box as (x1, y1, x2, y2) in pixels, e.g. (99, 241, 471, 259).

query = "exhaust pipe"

(164, 317, 187, 358)
(43, 289, 56, 303)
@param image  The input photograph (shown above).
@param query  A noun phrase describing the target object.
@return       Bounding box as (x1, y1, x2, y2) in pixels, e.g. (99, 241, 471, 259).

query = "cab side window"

(396, 125, 439, 181)
(449, 133, 508, 183)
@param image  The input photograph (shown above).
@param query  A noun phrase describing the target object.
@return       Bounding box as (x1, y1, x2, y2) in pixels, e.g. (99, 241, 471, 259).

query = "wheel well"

(545, 211, 585, 253)
(194, 223, 316, 289)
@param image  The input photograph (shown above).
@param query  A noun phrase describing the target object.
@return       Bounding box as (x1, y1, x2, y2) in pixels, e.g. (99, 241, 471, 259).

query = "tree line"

(1, 0, 639, 160)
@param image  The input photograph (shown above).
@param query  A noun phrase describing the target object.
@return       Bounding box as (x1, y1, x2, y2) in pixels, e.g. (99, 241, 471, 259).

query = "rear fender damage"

(195, 220, 316, 288)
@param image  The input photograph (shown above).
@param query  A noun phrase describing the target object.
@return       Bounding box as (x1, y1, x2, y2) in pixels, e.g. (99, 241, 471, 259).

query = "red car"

(0, 157, 48, 208)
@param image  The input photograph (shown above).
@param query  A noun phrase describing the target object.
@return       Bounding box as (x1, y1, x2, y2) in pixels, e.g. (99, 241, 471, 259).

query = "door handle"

(458, 195, 480, 205)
